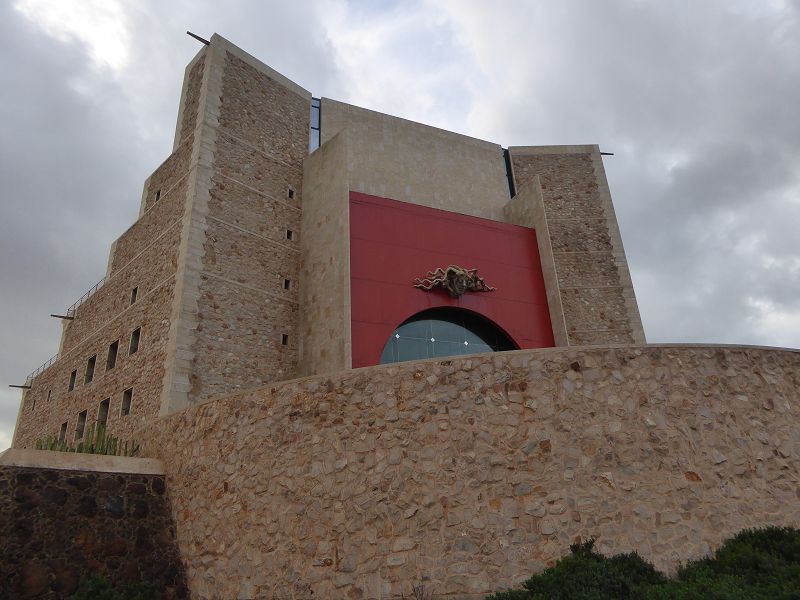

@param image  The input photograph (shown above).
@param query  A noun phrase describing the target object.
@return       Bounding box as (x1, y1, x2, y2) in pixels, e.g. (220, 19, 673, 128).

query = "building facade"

(8, 35, 800, 600)
(12, 34, 643, 449)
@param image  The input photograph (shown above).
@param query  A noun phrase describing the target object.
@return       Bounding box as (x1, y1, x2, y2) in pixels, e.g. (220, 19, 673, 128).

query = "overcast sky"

(2, 0, 799, 450)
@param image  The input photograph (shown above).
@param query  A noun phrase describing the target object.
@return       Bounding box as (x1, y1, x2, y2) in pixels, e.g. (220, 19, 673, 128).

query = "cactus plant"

(35, 423, 139, 457)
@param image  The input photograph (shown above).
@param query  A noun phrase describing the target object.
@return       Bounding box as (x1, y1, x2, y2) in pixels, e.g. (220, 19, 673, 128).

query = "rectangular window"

(31, 397, 36, 412)
(98, 398, 110, 428)
(68, 370, 77, 392)
(155, 189, 161, 202)
(130, 286, 138, 305)
(59, 422, 67, 443)
(106, 340, 119, 371)
(75, 410, 87, 440)
(121, 388, 133, 416)
(47, 389, 51, 402)
(288, 188, 295, 199)
(281, 334, 289, 346)
(283, 278, 291, 290)
(286, 229, 294, 241)
(84, 355, 96, 384)
(129, 327, 141, 355)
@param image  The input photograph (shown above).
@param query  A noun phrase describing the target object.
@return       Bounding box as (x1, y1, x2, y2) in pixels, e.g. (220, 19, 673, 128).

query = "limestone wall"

(142, 136, 196, 216)
(0, 451, 186, 598)
(509, 146, 645, 346)
(111, 175, 188, 273)
(138, 344, 800, 599)
(60, 221, 181, 354)
(298, 131, 352, 376)
(320, 98, 510, 221)
(184, 45, 309, 403)
(14, 277, 176, 449)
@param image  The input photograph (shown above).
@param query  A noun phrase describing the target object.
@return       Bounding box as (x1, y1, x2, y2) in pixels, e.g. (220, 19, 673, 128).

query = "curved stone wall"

(139, 345, 800, 599)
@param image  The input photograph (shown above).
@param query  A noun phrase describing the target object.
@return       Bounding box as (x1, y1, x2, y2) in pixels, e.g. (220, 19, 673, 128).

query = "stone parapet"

(138, 344, 800, 599)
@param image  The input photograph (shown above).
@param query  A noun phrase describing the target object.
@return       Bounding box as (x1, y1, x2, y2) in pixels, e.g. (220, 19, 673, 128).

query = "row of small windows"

(56, 388, 134, 443)
(67, 327, 141, 392)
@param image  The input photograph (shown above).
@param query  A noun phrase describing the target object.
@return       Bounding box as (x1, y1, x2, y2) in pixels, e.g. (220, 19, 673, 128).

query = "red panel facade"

(349, 192, 554, 367)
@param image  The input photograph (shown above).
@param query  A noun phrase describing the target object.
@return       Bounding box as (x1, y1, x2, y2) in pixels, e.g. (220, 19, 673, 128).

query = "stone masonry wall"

(138, 344, 800, 599)
(60, 221, 181, 354)
(177, 54, 206, 148)
(510, 148, 644, 346)
(142, 137, 195, 215)
(111, 175, 188, 273)
(187, 51, 308, 402)
(15, 277, 176, 449)
(0, 464, 186, 599)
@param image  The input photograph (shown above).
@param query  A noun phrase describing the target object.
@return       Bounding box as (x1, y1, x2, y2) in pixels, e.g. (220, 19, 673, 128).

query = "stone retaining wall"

(0, 451, 187, 599)
(138, 344, 800, 599)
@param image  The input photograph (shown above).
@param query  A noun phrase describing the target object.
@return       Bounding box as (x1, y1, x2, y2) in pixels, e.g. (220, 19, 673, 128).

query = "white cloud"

(14, 0, 132, 71)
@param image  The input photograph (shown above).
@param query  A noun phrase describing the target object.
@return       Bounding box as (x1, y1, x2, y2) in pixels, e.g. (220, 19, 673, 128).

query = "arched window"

(379, 308, 517, 365)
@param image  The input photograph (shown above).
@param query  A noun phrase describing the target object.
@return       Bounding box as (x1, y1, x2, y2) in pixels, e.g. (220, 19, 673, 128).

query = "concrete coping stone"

(0, 448, 164, 475)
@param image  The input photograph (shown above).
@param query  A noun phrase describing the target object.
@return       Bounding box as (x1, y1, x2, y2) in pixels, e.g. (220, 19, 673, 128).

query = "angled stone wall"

(138, 344, 800, 599)
(509, 146, 645, 346)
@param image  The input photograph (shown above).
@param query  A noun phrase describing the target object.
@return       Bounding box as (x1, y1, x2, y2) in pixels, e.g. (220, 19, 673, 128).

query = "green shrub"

(487, 527, 800, 600)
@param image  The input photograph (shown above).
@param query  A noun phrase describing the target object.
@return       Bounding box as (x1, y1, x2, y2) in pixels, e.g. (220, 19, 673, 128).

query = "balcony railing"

(66, 276, 106, 318)
(25, 353, 59, 385)
(21, 275, 106, 385)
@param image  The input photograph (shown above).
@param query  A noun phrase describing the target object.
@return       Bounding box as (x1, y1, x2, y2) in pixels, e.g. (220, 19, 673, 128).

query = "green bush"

(68, 573, 159, 600)
(487, 527, 800, 600)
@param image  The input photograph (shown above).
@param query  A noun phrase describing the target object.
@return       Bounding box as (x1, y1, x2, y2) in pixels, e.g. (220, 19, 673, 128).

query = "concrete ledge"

(0, 448, 164, 475)
(508, 144, 598, 155)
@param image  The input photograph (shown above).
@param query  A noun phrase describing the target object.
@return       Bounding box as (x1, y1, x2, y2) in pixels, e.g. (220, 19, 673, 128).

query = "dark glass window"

(129, 327, 141, 355)
(379, 308, 517, 365)
(98, 398, 110, 428)
(84, 356, 96, 384)
(309, 97, 321, 151)
(106, 340, 118, 371)
(76, 410, 87, 440)
(121, 388, 133, 416)
(68, 370, 77, 391)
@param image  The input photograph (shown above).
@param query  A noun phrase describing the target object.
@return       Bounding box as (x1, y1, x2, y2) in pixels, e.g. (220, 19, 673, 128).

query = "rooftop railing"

(66, 276, 106, 318)
(21, 275, 106, 385)
(25, 353, 59, 385)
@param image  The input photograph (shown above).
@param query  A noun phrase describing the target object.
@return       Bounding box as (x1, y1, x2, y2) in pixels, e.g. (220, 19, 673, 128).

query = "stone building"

(11, 34, 643, 449)
(8, 35, 799, 600)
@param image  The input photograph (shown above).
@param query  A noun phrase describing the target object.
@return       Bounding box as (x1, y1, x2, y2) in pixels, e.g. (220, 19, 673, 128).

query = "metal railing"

(21, 275, 106, 384)
(66, 276, 106, 317)
(25, 353, 59, 385)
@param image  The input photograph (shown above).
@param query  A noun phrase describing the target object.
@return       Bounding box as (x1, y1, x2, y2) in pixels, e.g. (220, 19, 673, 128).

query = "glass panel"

(432, 340, 464, 358)
(397, 338, 430, 362)
(466, 342, 492, 354)
(464, 327, 493, 346)
(400, 319, 430, 341)
(430, 319, 464, 343)
(378, 308, 517, 365)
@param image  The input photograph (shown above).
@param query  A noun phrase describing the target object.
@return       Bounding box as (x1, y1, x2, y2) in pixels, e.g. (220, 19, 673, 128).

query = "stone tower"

(13, 36, 311, 447)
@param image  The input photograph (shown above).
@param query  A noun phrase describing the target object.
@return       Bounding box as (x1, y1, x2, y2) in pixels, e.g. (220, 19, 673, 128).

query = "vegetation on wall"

(487, 526, 800, 599)
(35, 423, 140, 457)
